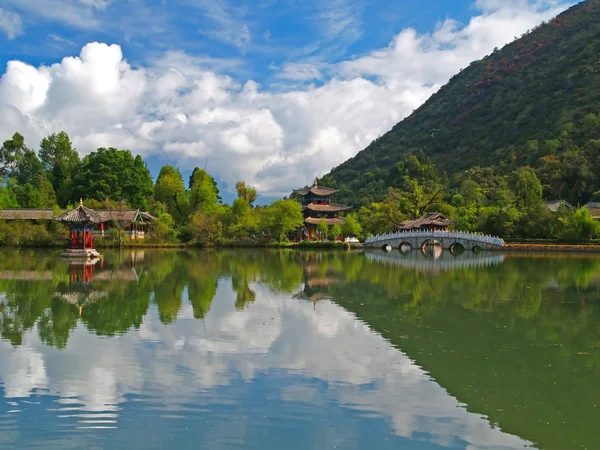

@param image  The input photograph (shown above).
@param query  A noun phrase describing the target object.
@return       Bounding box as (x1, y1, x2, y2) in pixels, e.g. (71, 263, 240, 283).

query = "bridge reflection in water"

(365, 248, 505, 272)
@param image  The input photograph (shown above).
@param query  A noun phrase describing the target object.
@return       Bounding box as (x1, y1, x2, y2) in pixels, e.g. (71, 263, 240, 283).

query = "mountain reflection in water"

(0, 249, 599, 449)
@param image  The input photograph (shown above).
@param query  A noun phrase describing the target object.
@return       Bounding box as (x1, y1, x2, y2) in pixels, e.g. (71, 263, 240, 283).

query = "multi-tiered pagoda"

(293, 180, 351, 239)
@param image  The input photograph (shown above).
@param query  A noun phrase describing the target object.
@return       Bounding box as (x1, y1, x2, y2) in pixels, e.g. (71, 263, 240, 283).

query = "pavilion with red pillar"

(58, 200, 102, 259)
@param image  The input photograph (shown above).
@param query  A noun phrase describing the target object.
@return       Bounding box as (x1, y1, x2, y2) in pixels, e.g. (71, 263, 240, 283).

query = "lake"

(0, 249, 598, 449)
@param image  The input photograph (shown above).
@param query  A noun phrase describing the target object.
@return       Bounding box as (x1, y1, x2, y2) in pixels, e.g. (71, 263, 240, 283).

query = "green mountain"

(322, 0, 600, 207)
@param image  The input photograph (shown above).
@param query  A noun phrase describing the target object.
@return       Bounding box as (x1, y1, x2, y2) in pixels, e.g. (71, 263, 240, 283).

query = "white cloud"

(0, 1, 571, 197)
(0, 8, 22, 39)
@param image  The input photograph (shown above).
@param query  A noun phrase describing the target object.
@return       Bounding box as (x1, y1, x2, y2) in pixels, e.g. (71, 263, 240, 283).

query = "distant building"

(0, 209, 54, 221)
(544, 200, 575, 212)
(398, 212, 453, 232)
(584, 202, 600, 219)
(293, 180, 351, 239)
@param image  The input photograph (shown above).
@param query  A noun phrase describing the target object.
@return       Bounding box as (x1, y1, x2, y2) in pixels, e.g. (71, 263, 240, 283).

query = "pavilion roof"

(304, 203, 351, 213)
(94, 210, 156, 224)
(293, 186, 338, 197)
(57, 205, 104, 224)
(305, 217, 346, 225)
(57, 207, 156, 224)
(398, 212, 454, 231)
(0, 209, 54, 220)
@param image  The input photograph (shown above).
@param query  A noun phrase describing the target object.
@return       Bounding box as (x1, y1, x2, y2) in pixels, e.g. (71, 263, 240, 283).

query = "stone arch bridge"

(364, 230, 505, 252)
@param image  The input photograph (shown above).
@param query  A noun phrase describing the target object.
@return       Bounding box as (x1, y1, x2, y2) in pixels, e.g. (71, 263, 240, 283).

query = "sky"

(0, 0, 574, 201)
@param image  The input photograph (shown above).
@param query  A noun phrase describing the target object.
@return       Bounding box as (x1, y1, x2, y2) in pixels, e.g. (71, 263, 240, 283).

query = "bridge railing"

(364, 230, 505, 247)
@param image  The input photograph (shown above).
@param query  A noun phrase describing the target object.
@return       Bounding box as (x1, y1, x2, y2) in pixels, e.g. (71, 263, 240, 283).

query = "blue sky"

(1, 0, 474, 80)
(0, 0, 572, 201)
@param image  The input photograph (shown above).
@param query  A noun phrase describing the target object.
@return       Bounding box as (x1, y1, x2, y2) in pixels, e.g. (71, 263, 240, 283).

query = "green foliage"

(561, 208, 600, 242)
(0, 220, 68, 246)
(155, 165, 187, 223)
(317, 219, 329, 239)
(264, 199, 304, 242)
(235, 181, 257, 205)
(330, 224, 342, 240)
(342, 213, 362, 237)
(74, 147, 153, 209)
(514, 168, 543, 210)
(189, 168, 219, 214)
(39, 131, 80, 206)
(0, 132, 25, 178)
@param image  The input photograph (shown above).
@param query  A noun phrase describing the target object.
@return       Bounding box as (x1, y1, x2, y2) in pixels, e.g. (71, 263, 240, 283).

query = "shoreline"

(3, 242, 600, 253)
(501, 243, 600, 252)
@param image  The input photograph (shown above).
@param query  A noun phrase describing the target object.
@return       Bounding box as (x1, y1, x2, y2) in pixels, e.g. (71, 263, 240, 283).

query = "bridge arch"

(398, 242, 413, 253)
(419, 239, 441, 250)
(382, 244, 392, 252)
(449, 242, 465, 255)
(472, 245, 482, 253)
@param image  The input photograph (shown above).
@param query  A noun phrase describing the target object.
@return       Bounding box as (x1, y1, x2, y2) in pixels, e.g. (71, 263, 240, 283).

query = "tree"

(514, 168, 542, 210)
(150, 212, 178, 243)
(330, 224, 342, 241)
(154, 165, 187, 223)
(265, 199, 304, 242)
(126, 155, 153, 210)
(14, 147, 43, 186)
(562, 208, 600, 242)
(235, 181, 257, 206)
(39, 131, 80, 205)
(189, 168, 218, 214)
(357, 203, 395, 235)
(0, 184, 18, 208)
(0, 132, 26, 178)
(317, 219, 329, 240)
(230, 197, 259, 238)
(342, 213, 362, 238)
(74, 147, 153, 209)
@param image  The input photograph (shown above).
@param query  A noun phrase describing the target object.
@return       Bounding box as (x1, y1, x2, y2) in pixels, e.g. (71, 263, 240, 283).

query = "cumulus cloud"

(0, 1, 570, 196)
(0, 8, 22, 39)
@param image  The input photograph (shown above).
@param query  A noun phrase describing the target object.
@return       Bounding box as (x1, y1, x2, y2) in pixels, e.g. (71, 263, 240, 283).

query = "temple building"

(398, 212, 453, 232)
(293, 180, 351, 239)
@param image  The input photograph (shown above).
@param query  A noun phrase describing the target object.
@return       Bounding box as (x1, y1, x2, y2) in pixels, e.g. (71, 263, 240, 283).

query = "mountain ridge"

(321, 0, 600, 207)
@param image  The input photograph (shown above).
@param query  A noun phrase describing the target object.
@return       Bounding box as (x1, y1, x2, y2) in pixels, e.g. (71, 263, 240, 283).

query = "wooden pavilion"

(398, 212, 454, 232)
(293, 179, 351, 239)
(57, 201, 103, 258)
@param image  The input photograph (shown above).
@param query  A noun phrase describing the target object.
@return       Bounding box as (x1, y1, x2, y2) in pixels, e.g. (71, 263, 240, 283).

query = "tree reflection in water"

(0, 249, 599, 449)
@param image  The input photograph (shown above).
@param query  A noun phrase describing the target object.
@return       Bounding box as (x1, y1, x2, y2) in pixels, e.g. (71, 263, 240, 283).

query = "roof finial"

(80, 198, 83, 207)
(313, 177, 318, 187)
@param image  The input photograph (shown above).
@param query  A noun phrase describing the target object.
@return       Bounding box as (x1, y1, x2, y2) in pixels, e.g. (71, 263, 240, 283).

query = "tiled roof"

(398, 212, 453, 230)
(305, 217, 346, 225)
(294, 186, 338, 197)
(58, 207, 156, 224)
(58, 205, 104, 223)
(305, 203, 351, 213)
(585, 202, 600, 219)
(0, 209, 54, 220)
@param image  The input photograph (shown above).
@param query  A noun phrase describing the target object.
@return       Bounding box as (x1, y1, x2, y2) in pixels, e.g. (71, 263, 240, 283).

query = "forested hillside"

(322, 0, 600, 207)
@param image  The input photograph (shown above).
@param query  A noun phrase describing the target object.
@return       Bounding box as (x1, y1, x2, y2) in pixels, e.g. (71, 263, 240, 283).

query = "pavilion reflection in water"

(55, 253, 145, 313)
(294, 254, 344, 310)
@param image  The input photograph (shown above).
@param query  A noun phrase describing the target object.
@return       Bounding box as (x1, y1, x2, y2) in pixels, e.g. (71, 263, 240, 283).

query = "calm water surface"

(0, 249, 599, 449)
